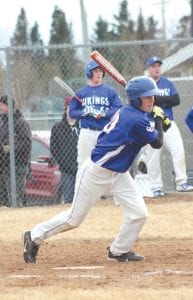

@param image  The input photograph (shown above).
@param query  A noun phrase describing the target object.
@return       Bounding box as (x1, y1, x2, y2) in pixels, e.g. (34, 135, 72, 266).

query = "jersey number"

(103, 110, 120, 134)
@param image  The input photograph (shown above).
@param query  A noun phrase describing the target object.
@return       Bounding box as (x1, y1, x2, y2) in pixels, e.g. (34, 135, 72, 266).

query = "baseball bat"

(53, 77, 78, 126)
(53, 76, 83, 104)
(91, 50, 127, 87)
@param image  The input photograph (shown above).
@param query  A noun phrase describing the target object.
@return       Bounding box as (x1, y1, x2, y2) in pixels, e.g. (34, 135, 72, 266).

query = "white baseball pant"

(77, 128, 102, 168)
(31, 159, 148, 255)
(146, 121, 187, 191)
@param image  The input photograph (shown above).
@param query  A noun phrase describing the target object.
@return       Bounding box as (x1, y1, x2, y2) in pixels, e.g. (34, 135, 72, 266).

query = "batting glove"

(152, 106, 164, 120)
(163, 116, 171, 132)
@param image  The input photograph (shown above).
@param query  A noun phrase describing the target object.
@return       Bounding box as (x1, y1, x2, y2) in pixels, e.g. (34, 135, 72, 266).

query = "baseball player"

(185, 107, 193, 133)
(145, 56, 193, 197)
(22, 76, 166, 264)
(69, 60, 122, 168)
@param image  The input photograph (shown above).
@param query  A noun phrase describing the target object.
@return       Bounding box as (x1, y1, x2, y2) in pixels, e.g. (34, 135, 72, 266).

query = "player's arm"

(150, 117, 163, 149)
(149, 106, 165, 149)
(69, 95, 99, 119)
(154, 94, 180, 108)
(69, 96, 84, 120)
(155, 78, 180, 108)
(104, 88, 123, 119)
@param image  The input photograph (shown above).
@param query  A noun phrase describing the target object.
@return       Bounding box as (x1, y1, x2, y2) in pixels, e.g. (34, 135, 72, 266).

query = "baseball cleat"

(176, 183, 193, 192)
(107, 249, 145, 262)
(23, 231, 39, 263)
(153, 189, 165, 197)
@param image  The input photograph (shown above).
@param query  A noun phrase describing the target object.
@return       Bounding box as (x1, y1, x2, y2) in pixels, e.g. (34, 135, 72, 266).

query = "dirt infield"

(1, 193, 193, 299)
(1, 239, 193, 290)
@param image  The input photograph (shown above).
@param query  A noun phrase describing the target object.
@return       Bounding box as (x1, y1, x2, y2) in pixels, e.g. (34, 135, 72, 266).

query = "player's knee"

(136, 206, 148, 222)
(68, 219, 82, 228)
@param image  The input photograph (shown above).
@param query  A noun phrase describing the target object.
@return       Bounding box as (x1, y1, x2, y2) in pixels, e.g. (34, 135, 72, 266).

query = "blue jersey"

(185, 107, 193, 133)
(156, 76, 179, 120)
(91, 105, 158, 173)
(69, 84, 122, 130)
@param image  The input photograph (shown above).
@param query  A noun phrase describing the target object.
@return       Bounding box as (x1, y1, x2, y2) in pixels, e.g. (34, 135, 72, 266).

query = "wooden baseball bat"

(91, 50, 127, 87)
(53, 76, 83, 104)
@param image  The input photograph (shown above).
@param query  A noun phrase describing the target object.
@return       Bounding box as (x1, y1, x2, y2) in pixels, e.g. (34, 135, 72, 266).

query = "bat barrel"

(91, 51, 127, 87)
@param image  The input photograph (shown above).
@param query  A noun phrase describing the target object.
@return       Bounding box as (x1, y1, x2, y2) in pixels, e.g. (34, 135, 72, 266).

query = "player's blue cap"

(146, 56, 163, 67)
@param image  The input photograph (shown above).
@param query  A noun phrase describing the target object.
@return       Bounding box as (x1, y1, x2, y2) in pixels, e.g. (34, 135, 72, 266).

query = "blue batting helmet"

(125, 76, 159, 108)
(85, 60, 105, 79)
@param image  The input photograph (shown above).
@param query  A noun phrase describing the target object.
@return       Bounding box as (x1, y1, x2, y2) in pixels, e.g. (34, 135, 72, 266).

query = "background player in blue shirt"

(69, 60, 122, 168)
(145, 56, 193, 197)
(185, 107, 193, 133)
(22, 76, 166, 264)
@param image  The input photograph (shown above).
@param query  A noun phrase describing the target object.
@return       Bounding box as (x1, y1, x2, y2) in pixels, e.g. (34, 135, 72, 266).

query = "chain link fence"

(0, 38, 193, 207)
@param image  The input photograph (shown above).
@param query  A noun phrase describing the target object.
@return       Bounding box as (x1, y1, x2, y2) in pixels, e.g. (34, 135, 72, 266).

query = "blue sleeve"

(69, 95, 84, 120)
(169, 80, 178, 96)
(185, 108, 193, 133)
(133, 118, 157, 144)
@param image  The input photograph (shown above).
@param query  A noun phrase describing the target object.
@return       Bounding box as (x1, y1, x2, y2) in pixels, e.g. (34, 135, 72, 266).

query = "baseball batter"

(23, 76, 165, 264)
(69, 60, 122, 168)
(145, 56, 193, 197)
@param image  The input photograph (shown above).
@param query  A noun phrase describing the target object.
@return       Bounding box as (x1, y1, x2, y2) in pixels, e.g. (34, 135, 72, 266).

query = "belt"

(82, 127, 102, 131)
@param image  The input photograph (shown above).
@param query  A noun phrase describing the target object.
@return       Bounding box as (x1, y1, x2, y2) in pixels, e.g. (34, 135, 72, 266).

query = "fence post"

(5, 47, 17, 208)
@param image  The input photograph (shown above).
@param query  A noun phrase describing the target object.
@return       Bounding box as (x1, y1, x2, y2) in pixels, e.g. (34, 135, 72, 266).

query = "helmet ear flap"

(86, 69, 93, 79)
(130, 98, 142, 108)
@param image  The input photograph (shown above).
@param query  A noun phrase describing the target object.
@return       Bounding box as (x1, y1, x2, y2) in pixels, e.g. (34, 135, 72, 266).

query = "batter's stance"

(23, 76, 166, 263)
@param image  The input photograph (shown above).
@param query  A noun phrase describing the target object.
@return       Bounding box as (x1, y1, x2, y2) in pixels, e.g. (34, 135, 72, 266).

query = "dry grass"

(1, 287, 193, 300)
(1, 198, 193, 241)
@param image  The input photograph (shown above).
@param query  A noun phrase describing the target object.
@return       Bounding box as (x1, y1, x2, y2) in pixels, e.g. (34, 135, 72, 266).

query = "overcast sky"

(0, 0, 191, 46)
